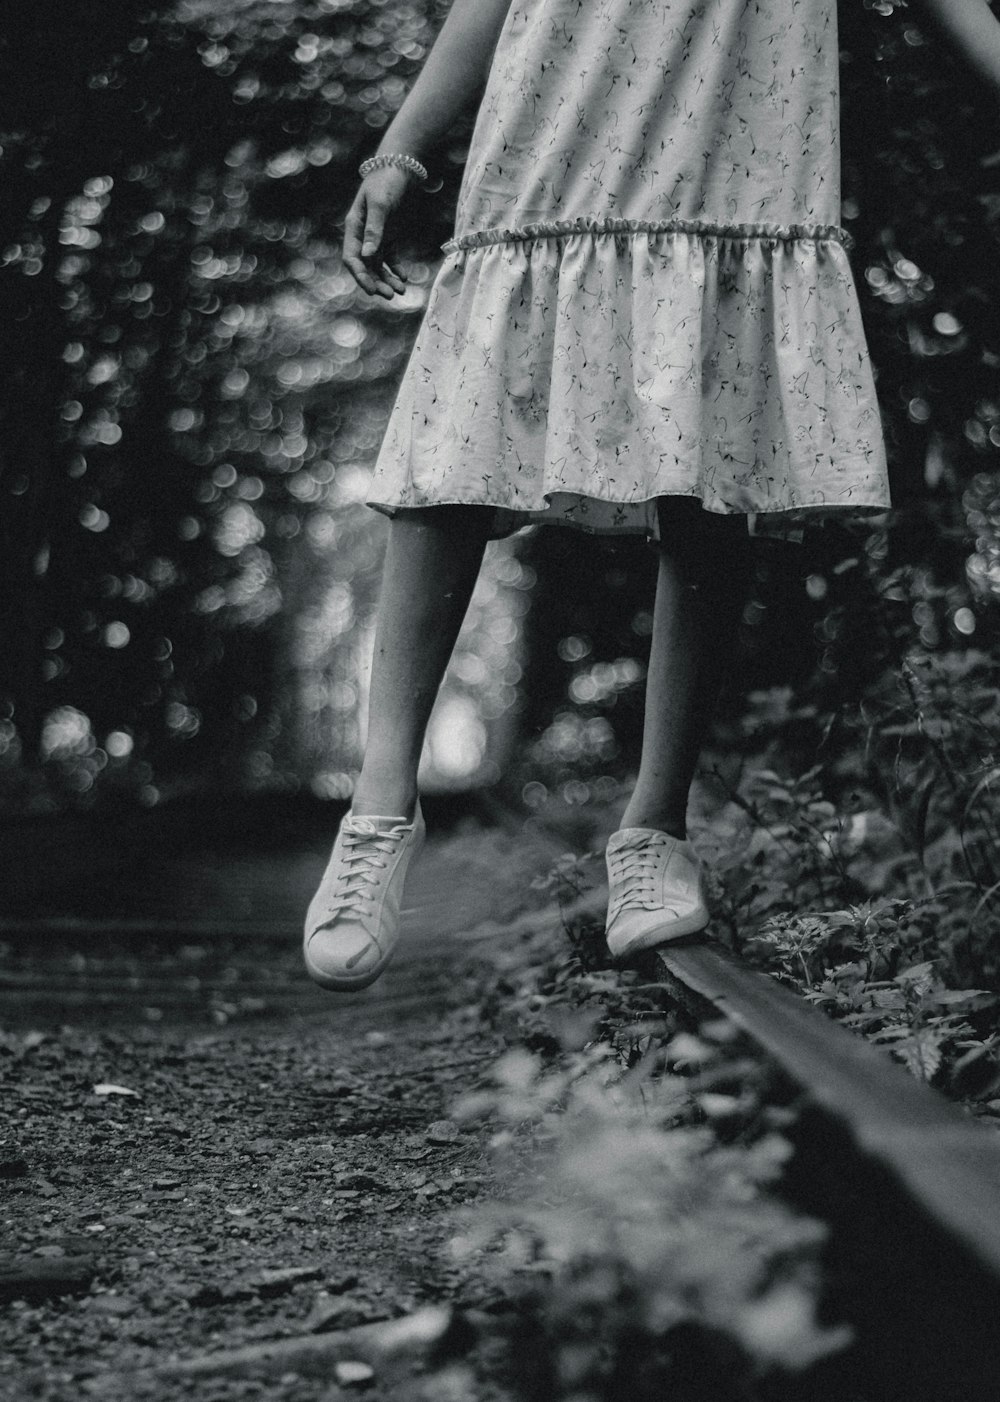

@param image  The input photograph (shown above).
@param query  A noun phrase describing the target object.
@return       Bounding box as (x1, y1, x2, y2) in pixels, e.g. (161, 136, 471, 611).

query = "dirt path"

(0, 802, 590, 1401)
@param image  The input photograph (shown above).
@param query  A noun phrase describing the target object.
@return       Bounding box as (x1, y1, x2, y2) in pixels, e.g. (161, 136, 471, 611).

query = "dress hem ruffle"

(370, 211, 889, 540)
(441, 214, 855, 256)
(366, 490, 892, 545)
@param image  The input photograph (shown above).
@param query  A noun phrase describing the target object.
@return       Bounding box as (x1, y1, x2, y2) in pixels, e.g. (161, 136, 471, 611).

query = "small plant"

(689, 646, 1000, 1109)
(448, 1035, 850, 1402)
(702, 763, 862, 932)
(745, 901, 1000, 1102)
(530, 849, 609, 971)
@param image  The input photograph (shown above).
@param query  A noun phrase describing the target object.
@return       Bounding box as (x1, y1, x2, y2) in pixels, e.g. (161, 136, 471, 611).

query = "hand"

(342, 166, 412, 300)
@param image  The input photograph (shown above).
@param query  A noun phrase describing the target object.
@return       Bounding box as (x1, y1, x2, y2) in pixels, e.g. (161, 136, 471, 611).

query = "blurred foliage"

(0, 0, 468, 809)
(3, 0, 1000, 812)
(445, 1007, 849, 1400)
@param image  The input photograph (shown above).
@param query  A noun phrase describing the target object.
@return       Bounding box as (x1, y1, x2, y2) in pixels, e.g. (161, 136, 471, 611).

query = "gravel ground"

(0, 797, 591, 1402)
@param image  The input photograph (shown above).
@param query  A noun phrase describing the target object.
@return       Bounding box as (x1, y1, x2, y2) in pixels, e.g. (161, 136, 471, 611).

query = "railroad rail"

(5, 793, 1000, 1398)
(658, 937, 1000, 1281)
(491, 794, 1000, 1361)
(654, 933, 1000, 1402)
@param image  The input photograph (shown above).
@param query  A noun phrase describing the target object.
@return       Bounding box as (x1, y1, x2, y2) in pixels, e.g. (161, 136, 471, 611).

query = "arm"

(909, 0, 1000, 98)
(372, 0, 516, 163)
(342, 0, 514, 300)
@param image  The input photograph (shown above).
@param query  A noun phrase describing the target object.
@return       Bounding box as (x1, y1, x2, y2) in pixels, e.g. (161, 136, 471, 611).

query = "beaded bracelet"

(358, 153, 428, 183)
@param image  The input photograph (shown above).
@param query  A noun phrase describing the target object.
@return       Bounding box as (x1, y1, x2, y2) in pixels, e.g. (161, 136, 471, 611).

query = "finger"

(344, 198, 382, 294)
(343, 255, 386, 297)
(361, 205, 386, 260)
(343, 256, 397, 299)
(380, 259, 407, 290)
(342, 197, 366, 259)
(368, 271, 396, 298)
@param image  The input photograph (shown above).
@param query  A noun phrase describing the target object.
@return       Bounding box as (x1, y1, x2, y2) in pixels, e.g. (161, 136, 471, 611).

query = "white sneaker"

(303, 803, 425, 992)
(605, 826, 710, 958)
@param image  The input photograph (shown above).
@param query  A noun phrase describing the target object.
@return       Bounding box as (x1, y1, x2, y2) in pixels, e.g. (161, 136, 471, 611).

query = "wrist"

(360, 152, 428, 184)
(374, 121, 433, 168)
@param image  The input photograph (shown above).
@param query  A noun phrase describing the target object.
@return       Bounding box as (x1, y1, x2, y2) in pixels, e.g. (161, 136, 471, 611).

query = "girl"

(304, 0, 1000, 993)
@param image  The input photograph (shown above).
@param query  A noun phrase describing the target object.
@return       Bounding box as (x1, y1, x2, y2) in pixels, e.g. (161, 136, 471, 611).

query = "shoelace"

(607, 836, 671, 918)
(325, 817, 414, 920)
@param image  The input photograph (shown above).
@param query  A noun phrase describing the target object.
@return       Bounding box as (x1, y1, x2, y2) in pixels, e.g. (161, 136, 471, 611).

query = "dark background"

(1, 0, 1000, 821)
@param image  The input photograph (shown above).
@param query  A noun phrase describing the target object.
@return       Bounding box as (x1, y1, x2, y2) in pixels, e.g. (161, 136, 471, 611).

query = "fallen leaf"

(90, 1294, 136, 1316)
(695, 1093, 746, 1119)
(425, 1120, 460, 1145)
(374, 1306, 451, 1350)
(254, 1265, 324, 1297)
(334, 1361, 375, 1385)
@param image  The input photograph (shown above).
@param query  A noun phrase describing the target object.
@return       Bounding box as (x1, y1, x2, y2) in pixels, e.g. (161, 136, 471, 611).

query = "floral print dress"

(366, 0, 892, 541)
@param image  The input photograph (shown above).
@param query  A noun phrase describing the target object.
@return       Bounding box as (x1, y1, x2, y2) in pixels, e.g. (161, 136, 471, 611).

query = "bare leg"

(618, 499, 753, 838)
(352, 506, 492, 818)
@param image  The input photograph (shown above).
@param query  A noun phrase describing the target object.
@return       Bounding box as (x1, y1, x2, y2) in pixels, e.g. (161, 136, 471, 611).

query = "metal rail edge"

(657, 936, 1000, 1285)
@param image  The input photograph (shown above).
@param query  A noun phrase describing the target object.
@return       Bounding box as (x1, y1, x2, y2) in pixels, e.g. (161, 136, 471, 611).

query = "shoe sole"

(303, 949, 393, 993)
(607, 906, 711, 959)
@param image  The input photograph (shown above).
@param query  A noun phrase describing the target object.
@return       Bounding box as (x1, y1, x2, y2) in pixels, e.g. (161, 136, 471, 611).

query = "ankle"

(617, 806, 686, 841)
(351, 770, 419, 822)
